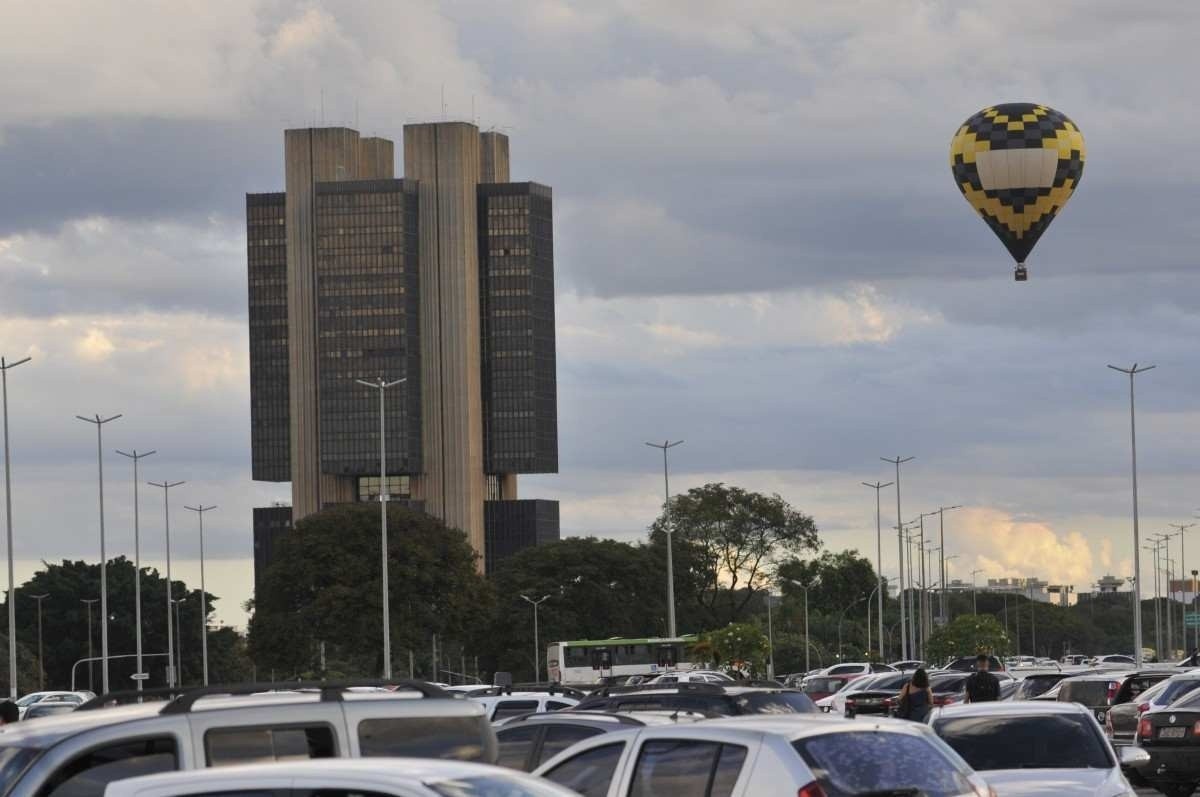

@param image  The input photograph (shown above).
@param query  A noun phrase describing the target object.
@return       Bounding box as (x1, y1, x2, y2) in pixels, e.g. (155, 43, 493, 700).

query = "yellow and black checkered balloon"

(950, 103, 1085, 266)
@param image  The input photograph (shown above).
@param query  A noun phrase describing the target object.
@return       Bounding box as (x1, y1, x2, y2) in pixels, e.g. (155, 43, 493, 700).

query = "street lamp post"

(971, 569, 985, 615)
(881, 457, 914, 660)
(1171, 523, 1195, 656)
(837, 595, 867, 661)
(81, 598, 99, 692)
(1193, 569, 1199, 654)
(172, 598, 187, 684)
(184, 504, 217, 686)
(148, 479, 185, 687)
(355, 376, 406, 679)
(765, 589, 776, 679)
(76, 412, 122, 695)
(935, 506, 962, 625)
(862, 481, 893, 662)
(1109, 363, 1155, 667)
(520, 595, 550, 682)
(2, 354, 31, 698)
(866, 582, 881, 658)
(116, 448, 155, 692)
(646, 440, 684, 638)
(944, 554, 959, 623)
(28, 592, 49, 690)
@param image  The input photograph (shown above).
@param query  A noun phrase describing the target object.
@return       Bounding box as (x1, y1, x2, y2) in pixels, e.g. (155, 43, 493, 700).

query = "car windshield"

(933, 714, 1112, 770)
(793, 730, 975, 797)
(428, 774, 571, 796)
(1157, 678, 1200, 706)
(802, 678, 845, 695)
(1013, 675, 1064, 700)
(0, 748, 41, 793)
(14, 694, 45, 707)
(1136, 679, 1170, 704)
(733, 691, 817, 714)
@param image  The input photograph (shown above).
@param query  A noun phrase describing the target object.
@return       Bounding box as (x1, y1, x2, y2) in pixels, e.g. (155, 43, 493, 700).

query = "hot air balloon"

(949, 103, 1085, 281)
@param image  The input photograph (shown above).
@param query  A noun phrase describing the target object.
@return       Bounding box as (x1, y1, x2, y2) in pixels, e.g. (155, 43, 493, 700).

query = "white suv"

(533, 714, 992, 796)
(0, 681, 495, 797)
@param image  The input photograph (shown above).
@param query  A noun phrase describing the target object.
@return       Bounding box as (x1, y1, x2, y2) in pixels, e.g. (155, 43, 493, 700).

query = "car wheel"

(1124, 767, 1148, 788)
(1157, 782, 1197, 797)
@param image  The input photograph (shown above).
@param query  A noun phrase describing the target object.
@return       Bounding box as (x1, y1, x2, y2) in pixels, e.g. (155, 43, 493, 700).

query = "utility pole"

(1109, 363, 1155, 667)
(1171, 523, 1195, 657)
(520, 595, 550, 682)
(76, 412, 122, 695)
(116, 448, 154, 691)
(971, 569, 985, 615)
(935, 506, 962, 625)
(2, 354, 31, 698)
(862, 481, 893, 661)
(148, 479, 185, 687)
(881, 456, 914, 659)
(81, 598, 99, 692)
(28, 592, 49, 690)
(646, 440, 684, 638)
(184, 503, 217, 685)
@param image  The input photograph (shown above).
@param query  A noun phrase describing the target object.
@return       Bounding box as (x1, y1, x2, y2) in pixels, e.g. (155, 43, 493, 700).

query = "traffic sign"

(1185, 613, 1200, 629)
(130, 673, 149, 681)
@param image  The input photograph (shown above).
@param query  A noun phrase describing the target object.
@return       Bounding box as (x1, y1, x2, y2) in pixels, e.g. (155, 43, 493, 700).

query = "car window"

(496, 725, 541, 771)
(613, 696, 728, 715)
(538, 726, 602, 766)
(39, 737, 177, 797)
(793, 731, 975, 797)
(206, 725, 336, 767)
(933, 714, 1112, 770)
(493, 700, 541, 722)
(828, 665, 859, 676)
(733, 691, 817, 715)
(359, 717, 487, 761)
(630, 740, 746, 797)
(1, 747, 42, 794)
(1160, 679, 1200, 707)
(541, 742, 624, 797)
(546, 701, 572, 711)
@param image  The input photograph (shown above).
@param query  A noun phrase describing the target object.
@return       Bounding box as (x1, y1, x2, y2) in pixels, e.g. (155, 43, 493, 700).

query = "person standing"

(964, 653, 1000, 703)
(0, 700, 18, 725)
(896, 668, 934, 722)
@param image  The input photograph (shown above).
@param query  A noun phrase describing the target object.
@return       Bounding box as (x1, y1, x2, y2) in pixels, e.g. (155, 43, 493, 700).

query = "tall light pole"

(81, 598, 99, 692)
(172, 597, 187, 685)
(862, 481, 892, 661)
(935, 505, 962, 625)
(184, 503, 217, 686)
(520, 594, 550, 682)
(647, 440, 684, 638)
(901, 524, 919, 657)
(1171, 522, 1195, 656)
(76, 412, 122, 695)
(1146, 540, 1164, 658)
(881, 456, 914, 660)
(116, 448, 155, 691)
(1109, 363, 1155, 667)
(765, 588, 776, 679)
(1, 354, 31, 698)
(148, 479, 185, 687)
(1165, 552, 1177, 657)
(785, 579, 811, 672)
(1193, 569, 1199, 654)
(837, 595, 867, 661)
(945, 554, 960, 624)
(355, 376, 406, 679)
(28, 592, 49, 690)
(970, 569, 985, 615)
(916, 511, 938, 657)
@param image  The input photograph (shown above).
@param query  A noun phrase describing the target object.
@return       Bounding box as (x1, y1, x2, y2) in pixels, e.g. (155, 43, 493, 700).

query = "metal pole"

(971, 569, 984, 615)
(882, 457, 913, 659)
(173, 599, 185, 684)
(521, 595, 550, 682)
(1110, 363, 1154, 667)
(2, 355, 31, 698)
(185, 504, 217, 685)
(1193, 570, 1199, 653)
(356, 377, 405, 680)
(28, 593, 49, 690)
(766, 589, 775, 678)
(1171, 523, 1194, 657)
(117, 449, 155, 691)
(1030, 581, 1037, 658)
(646, 441, 683, 638)
(81, 598, 98, 691)
(76, 412, 121, 695)
(936, 506, 962, 626)
(149, 479, 184, 687)
(804, 586, 810, 672)
(863, 481, 892, 661)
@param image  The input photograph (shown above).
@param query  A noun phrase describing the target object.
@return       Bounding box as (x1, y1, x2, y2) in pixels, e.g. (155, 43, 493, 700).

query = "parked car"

(646, 670, 734, 684)
(797, 674, 852, 702)
(920, 670, 1016, 710)
(534, 714, 991, 796)
(816, 662, 897, 678)
(889, 659, 926, 671)
(1108, 672, 1200, 750)
(1011, 670, 1096, 700)
(102, 758, 575, 797)
(574, 682, 818, 717)
(831, 672, 911, 718)
(1131, 688, 1200, 796)
(1061, 654, 1090, 665)
(1059, 669, 1170, 719)
(1091, 654, 1136, 667)
(494, 709, 710, 771)
(930, 701, 1147, 796)
(943, 655, 1005, 672)
(21, 701, 80, 721)
(0, 681, 497, 797)
(14, 691, 94, 720)
(465, 685, 582, 723)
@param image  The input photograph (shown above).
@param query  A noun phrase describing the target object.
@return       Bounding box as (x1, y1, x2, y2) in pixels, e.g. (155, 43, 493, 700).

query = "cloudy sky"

(3, 0, 1200, 627)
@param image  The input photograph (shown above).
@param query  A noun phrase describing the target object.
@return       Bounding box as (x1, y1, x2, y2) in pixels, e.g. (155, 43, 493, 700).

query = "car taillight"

(1140, 718, 1153, 738)
(933, 694, 958, 706)
(797, 782, 827, 797)
(1106, 681, 1121, 704)
(1138, 702, 1150, 714)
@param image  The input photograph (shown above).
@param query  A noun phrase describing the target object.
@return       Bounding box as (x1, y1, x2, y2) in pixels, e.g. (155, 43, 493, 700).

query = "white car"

(534, 714, 992, 796)
(470, 692, 579, 723)
(14, 691, 94, 719)
(646, 670, 733, 684)
(102, 758, 575, 797)
(929, 700, 1148, 796)
(818, 662, 898, 678)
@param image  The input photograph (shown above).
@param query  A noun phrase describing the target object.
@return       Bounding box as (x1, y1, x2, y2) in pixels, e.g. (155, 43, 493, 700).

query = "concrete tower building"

(248, 123, 558, 589)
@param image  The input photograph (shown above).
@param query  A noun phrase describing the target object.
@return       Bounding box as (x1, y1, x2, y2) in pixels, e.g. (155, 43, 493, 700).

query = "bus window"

(657, 646, 677, 668)
(591, 649, 612, 670)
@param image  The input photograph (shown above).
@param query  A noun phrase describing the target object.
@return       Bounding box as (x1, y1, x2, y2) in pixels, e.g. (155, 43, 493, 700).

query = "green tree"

(696, 622, 770, 676)
(926, 614, 1010, 664)
(248, 503, 493, 680)
(777, 549, 880, 617)
(651, 483, 819, 626)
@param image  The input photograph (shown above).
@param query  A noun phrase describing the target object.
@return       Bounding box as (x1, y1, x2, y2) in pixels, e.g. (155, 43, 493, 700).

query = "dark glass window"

(358, 717, 486, 761)
(933, 714, 1113, 770)
(495, 725, 540, 770)
(538, 726, 602, 766)
(492, 700, 540, 722)
(629, 740, 747, 797)
(40, 737, 178, 797)
(541, 743, 623, 797)
(206, 725, 336, 767)
(793, 731, 976, 797)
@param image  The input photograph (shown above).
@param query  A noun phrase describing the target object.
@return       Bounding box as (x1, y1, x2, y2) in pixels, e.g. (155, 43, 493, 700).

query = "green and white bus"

(547, 635, 702, 684)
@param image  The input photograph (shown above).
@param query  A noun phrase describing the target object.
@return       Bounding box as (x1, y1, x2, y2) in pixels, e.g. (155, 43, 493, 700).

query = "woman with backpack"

(896, 668, 933, 722)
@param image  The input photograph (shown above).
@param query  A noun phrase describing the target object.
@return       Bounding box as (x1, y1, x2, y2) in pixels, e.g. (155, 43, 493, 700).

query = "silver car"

(929, 700, 1148, 796)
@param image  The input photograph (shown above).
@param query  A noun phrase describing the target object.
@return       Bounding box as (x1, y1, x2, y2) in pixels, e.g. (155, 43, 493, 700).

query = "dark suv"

(1059, 669, 1170, 719)
(574, 682, 817, 716)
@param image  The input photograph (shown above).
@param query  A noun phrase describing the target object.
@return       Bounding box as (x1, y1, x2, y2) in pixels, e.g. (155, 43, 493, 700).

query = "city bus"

(546, 635, 702, 684)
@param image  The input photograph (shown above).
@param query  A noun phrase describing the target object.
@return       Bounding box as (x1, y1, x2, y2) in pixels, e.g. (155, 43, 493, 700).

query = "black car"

(1133, 688, 1200, 796)
(841, 672, 912, 718)
(574, 682, 818, 716)
(1011, 670, 1098, 700)
(943, 655, 1005, 673)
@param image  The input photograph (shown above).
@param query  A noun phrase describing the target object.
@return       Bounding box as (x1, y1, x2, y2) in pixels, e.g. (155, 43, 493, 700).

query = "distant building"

(945, 576, 1053, 603)
(1096, 574, 1126, 594)
(248, 123, 559, 586)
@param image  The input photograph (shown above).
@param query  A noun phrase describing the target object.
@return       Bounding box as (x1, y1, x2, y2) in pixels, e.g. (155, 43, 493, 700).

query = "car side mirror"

(1119, 746, 1151, 767)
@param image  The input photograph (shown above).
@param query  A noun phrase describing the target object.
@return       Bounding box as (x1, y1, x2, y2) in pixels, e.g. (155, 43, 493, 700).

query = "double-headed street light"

(76, 412, 122, 695)
(148, 479, 185, 687)
(881, 456, 914, 660)
(970, 569, 985, 615)
(520, 594, 550, 682)
(27, 592, 49, 690)
(862, 480, 893, 662)
(116, 448, 155, 691)
(2, 354, 31, 698)
(647, 440, 684, 639)
(356, 376, 407, 680)
(184, 503, 217, 686)
(934, 505, 962, 625)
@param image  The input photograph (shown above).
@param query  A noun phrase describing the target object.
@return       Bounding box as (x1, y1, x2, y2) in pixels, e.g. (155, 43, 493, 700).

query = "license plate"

(1160, 727, 1187, 739)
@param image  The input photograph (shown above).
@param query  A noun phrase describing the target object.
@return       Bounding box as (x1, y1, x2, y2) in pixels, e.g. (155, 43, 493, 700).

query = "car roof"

(500, 709, 710, 728)
(701, 713, 928, 739)
(933, 700, 1090, 718)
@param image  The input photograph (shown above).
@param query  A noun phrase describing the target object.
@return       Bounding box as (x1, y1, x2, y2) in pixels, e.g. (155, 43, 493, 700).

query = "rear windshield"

(358, 717, 489, 761)
(802, 678, 846, 695)
(0, 748, 41, 794)
(933, 714, 1112, 770)
(732, 692, 817, 715)
(930, 677, 966, 694)
(1059, 681, 1110, 705)
(1158, 679, 1200, 707)
(793, 731, 975, 797)
(1013, 675, 1064, 700)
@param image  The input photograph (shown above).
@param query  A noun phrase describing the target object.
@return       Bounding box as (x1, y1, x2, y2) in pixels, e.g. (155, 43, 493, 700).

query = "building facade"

(248, 124, 559, 584)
